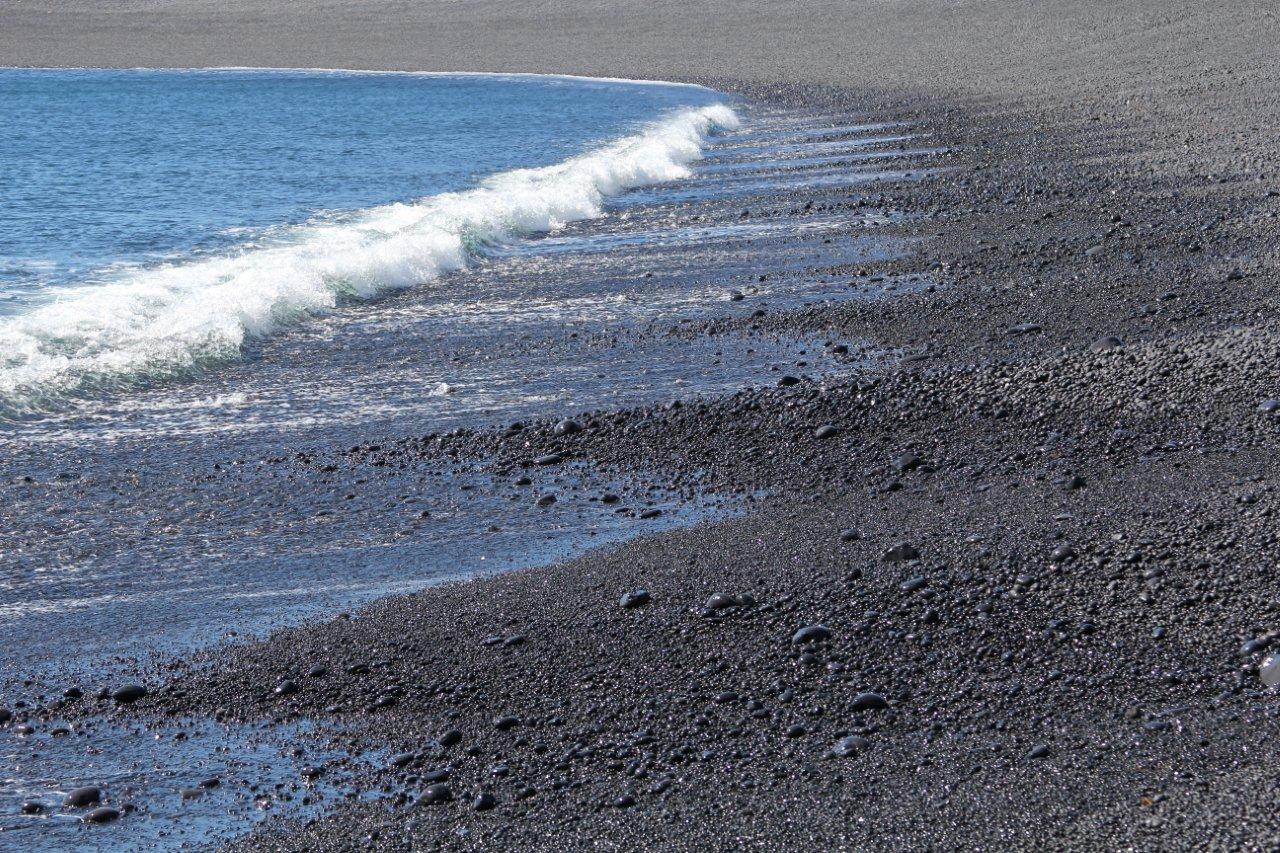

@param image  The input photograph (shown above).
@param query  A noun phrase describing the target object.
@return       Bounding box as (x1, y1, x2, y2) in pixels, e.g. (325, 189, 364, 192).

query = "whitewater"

(0, 102, 738, 419)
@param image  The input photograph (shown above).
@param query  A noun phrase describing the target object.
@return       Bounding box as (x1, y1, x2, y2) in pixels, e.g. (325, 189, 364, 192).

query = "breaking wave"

(0, 103, 739, 418)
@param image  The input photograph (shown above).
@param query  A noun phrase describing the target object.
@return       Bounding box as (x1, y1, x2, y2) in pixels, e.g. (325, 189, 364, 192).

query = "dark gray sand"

(8, 0, 1280, 849)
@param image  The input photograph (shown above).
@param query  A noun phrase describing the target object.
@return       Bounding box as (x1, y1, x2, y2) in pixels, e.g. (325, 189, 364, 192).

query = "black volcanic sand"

(8, 1, 1280, 849)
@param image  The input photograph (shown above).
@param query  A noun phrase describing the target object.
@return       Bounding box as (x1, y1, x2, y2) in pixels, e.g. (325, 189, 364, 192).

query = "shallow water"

(0, 82, 936, 850)
(1, 92, 934, 681)
(0, 716, 359, 851)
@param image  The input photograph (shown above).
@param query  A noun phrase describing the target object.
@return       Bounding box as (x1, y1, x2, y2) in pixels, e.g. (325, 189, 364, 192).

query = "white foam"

(0, 103, 739, 418)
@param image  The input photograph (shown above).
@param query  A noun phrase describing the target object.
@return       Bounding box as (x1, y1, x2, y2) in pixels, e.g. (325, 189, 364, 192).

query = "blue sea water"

(0, 68, 735, 416)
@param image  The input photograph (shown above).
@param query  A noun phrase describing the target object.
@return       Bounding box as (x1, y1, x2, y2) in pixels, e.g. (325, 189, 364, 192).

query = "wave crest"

(0, 103, 739, 419)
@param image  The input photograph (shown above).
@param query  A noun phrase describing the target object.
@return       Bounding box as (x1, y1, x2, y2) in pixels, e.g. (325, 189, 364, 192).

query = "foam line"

(0, 103, 739, 418)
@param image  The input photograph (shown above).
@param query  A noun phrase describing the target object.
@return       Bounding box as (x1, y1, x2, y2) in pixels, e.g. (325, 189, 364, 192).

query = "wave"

(0, 103, 739, 419)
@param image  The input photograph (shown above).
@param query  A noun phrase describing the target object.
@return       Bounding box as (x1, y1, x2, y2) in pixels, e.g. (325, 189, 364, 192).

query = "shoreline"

(6, 0, 1280, 848)
(0, 65, 721, 92)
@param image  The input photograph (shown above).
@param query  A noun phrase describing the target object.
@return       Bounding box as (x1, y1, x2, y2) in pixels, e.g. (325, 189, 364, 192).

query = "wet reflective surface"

(0, 100, 936, 850)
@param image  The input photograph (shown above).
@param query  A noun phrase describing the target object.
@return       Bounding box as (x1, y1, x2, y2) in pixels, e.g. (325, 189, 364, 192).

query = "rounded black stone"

(851, 692, 888, 711)
(422, 783, 453, 804)
(832, 735, 871, 757)
(111, 684, 147, 704)
(64, 787, 101, 808)
(792, 624, 832, 644)
(620, 590, 651, 609)
(883, 543, 921, 562)
(553, 419, 583, 437)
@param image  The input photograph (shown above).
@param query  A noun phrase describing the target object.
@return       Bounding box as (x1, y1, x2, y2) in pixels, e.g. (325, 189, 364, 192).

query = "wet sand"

(6, 0, 1280, 849)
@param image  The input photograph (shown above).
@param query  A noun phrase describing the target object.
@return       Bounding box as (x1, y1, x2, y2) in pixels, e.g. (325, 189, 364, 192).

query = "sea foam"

(0, 103, 739, 418)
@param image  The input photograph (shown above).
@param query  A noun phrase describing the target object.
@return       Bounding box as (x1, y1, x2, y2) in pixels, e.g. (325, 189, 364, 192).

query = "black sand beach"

(5, 1, 1280, 849)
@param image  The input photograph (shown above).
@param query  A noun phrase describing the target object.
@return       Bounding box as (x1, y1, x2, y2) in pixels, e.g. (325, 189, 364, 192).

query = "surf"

(0, 102, 738, 419)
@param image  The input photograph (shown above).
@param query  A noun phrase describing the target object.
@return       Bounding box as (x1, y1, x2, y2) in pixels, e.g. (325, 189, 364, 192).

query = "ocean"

(0, 68, 734, 419)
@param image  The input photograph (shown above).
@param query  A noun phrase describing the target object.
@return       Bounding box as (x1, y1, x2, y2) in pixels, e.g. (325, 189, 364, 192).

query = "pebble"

(831, 735, 871, 757)
(814, 425, 839, 439)
(64, 786, 101, 808)
(474, 792, 496, 811)
(620, 590, 651, 609)
(1006, 322, 1043, 335)
(534, 453, 563, 466)
(439, 729, 463, 747)
(1090, 336, 1124, 351)
(892, 453, 922, 473)
(111, 684, 147, 704)
(493, 715, 521, 731)
(900, 576, 928, 592)
(553, 419, 583, 436)
(792, 624, 832, 644)
(883, 543, 920, 562)
(705, 592, 740, 611)
(1258, 399, 1280, 414)
(20, 801, 44, 815)
(1027, 744, 1051, 759)
(1240, 638, 1267, 655)
(0, 708, 10, 724)
(613, 794, 636, 808)
(1260, 654, 1280, 688)
(421, 783, 453, 804)
(851, 692, 888, 711)
(536, 494, 557, 507)
(839, 529, 861, 542)
(83, 807, 120, 824)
